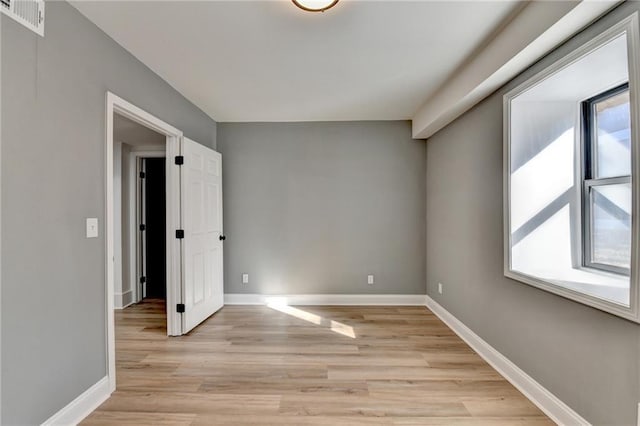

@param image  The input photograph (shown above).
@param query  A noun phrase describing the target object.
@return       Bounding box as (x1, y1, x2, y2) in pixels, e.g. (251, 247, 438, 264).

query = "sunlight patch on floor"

(265, 297, 356, 338)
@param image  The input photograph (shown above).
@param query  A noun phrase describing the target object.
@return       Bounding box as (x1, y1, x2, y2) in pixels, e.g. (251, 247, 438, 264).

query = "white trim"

(503, 13, 640, 323)
(106, 92, 184, 396)
(114, 290, 134, 310)
(130, 144, 165, 153)
(0, 15, 4, 424)
(629, 12, 640, 326)
(637, 402, 640, 426)
(224, 294, 428, 306)
(106, 95, 115, 395)
(41, 377, 110, 426)
(425, 296, 590, 426)
(167, 137, 182, 335)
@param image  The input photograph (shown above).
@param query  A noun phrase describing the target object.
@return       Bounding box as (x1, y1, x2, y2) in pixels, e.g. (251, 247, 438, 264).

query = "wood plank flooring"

(82, 299, 552, 425)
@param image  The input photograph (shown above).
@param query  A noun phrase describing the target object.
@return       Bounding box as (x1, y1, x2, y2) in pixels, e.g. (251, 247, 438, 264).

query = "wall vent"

(1, 0, 45, 37)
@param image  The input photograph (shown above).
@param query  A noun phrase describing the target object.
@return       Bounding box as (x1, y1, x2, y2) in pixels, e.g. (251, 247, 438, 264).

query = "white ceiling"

(114, 113, 166, 146)
(72, 0, 522, 123)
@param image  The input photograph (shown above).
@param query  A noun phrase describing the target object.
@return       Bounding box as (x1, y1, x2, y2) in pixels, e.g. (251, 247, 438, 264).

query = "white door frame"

(106, 92, 183, 394)
(127, 149, 166, 304)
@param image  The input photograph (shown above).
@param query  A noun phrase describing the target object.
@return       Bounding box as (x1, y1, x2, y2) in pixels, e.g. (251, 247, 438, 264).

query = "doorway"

(106, 92, 224, 395)
(113, 111, 167, 311)
(140, 157, 166, 300)
(106, 93, 183, 394)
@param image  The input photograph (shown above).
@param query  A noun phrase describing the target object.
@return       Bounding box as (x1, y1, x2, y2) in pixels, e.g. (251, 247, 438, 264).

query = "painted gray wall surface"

(218, 121, 425, 295)
(0, 2, 216, 424)
(426, 3, 640, 424)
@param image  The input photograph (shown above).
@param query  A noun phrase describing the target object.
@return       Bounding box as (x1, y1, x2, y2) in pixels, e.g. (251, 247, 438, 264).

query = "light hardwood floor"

(82, 299, 552, 425)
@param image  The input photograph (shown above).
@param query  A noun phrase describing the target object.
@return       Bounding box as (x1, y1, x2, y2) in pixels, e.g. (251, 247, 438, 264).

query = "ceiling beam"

(411, 0, 621, 140)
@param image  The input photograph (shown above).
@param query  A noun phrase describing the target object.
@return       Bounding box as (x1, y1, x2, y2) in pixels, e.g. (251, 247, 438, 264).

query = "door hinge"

(139, 171, 146, 179)
(140, 224, 146, 231)
(175, 155, 184, 165)
(139, 276, 146, 284)
(176, 229, 185, 239)
(177, 303, 185, 313)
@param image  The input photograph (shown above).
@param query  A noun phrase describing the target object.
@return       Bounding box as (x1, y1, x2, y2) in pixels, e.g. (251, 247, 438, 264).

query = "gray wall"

(217, 121, 425, 295)
(426, 2, 640, 424)
(0, 3, 216, 424)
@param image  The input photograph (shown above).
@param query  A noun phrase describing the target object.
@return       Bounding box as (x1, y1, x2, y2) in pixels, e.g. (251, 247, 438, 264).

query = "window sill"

(511, 264, 628, 306)
(555, 267, 628, 307)
(507, 262, 635, 318)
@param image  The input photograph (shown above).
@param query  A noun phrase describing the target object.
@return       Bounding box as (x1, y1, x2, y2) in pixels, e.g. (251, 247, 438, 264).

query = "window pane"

(591, 183, 632, 269)
(595, 90, 631, 178)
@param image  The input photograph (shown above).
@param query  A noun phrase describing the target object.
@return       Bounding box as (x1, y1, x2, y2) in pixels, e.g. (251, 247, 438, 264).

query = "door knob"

(219, 235, 226, 241)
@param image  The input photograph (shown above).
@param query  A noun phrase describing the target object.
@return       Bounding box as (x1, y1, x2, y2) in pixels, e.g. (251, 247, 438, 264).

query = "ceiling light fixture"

(292, 0, 339, 13)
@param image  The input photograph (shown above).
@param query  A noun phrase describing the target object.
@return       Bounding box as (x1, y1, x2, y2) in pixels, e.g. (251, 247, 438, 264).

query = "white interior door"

(181, 137, 224, 333)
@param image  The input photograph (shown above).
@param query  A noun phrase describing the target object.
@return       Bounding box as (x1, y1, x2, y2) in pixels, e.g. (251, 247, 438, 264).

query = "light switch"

(242, 273, 249, 284)
(86, 218, 98, 238)
(367, 275, 374, 285)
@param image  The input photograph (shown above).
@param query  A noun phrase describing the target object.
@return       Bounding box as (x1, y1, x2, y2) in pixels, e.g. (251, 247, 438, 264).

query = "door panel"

(181, 137, 224, 333)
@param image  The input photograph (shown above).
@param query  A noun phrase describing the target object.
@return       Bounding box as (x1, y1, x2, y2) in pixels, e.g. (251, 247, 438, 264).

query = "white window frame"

(503, 13, 640, 323)
(581, 83, 631, 276)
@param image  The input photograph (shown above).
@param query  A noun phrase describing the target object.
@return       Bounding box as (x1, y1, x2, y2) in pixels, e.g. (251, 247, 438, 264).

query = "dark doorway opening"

(143, 158, 166, 299)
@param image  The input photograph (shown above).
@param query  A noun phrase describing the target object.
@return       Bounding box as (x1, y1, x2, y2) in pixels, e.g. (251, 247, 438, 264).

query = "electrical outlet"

(438, 282, 443, 294)
(86, 218, 98, 238)
(242, 273, 249, 284)
(367, 275, 374, 285)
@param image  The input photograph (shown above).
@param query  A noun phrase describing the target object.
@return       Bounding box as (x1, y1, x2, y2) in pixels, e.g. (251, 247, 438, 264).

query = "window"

(504, 14, 640, 322)
(582, 84, 632, 275)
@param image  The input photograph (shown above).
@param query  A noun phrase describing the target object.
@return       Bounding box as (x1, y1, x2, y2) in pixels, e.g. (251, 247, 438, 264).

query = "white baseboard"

(425, 296, 589, 426)
(41, 376, 111, 426)
(114, 290, 133, 309)
(224, 293, 428, 306)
